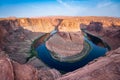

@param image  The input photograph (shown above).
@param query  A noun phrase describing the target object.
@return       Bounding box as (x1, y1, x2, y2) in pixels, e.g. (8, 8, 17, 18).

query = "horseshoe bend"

(0, 16, 120, 80)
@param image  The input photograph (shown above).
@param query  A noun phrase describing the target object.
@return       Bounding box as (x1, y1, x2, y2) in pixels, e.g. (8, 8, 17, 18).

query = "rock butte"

(45, 31, 91, 62)
(0, 16, 120, 80)
(46, 31, 84, 57)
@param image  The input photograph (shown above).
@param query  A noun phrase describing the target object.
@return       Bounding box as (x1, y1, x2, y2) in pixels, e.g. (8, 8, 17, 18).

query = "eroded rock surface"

(0, 52, 61, 80)
(57, 47, 120, 80)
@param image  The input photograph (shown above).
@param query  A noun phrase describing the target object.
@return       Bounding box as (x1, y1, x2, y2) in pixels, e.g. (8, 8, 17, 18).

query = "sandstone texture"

(0, 16, 120, 80)
(0, 52, 61, 80)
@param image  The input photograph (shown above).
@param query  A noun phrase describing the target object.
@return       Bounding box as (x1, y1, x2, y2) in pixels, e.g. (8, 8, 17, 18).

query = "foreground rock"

(0, 52, 14, 80)
(57, 47, 120, 80)
(0, 51, 61, 80)
(0, 47, 120, 80)
(12, 61, 38, 80)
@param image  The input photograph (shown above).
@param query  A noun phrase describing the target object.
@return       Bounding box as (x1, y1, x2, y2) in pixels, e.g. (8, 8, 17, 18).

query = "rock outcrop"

(82, 21, 120, 50)
(0, 52, 61, 80)
(57, 47, 120, 80)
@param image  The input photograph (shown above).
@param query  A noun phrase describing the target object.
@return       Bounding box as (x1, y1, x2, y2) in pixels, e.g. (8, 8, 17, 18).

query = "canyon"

(0, 16, 120, 80)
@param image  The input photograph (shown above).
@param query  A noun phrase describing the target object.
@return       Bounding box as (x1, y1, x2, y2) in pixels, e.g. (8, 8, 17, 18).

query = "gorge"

(35, 28, 109, 72)
(0, 16, 120, 80)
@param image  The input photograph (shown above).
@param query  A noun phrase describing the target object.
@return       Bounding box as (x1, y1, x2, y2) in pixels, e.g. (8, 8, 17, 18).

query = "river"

(35, 34, 108, 72)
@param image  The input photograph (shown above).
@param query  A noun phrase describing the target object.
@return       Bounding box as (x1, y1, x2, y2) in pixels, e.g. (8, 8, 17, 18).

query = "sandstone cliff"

(1, 16, 120, 32)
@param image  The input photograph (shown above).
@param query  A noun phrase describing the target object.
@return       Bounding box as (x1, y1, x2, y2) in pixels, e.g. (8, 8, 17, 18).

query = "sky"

(0, 0, 120, 18)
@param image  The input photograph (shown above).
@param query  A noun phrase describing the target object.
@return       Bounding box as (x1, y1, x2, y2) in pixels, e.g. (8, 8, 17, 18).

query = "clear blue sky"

(0, 0, 120, 17)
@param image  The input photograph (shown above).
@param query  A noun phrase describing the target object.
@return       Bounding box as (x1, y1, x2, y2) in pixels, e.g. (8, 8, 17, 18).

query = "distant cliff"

(0, 16, 120, 32)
